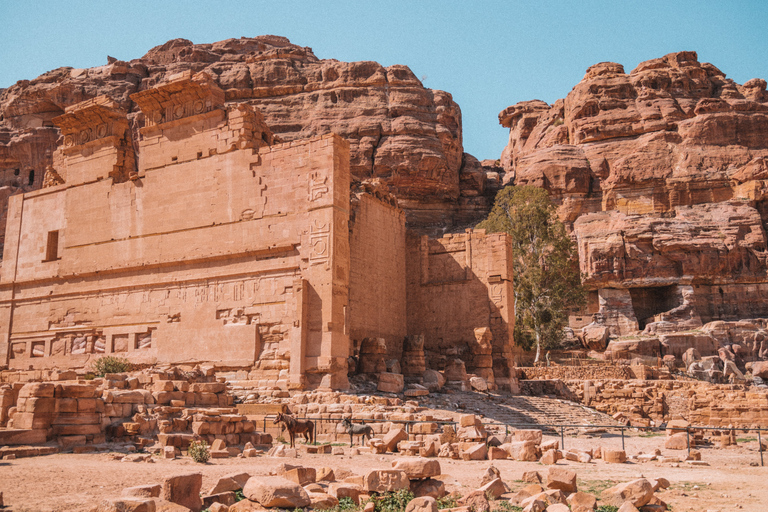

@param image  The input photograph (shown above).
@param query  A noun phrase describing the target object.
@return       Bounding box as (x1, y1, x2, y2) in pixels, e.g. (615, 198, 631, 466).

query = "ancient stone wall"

(0, 129, 52, 253)
(0, 69, 518, 392)
(0, 36, 495, 236)
(405, 229, 516, 388)
(0, 73, 352, 390)
(561, 378, 768, 428)
(348, 192, 407, 357)
(519, 365, 634, 381)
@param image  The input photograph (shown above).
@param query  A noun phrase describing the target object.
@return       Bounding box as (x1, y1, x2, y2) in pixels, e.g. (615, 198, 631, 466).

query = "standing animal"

(273, 412, 314, 448)
(341, 417, 373, 447)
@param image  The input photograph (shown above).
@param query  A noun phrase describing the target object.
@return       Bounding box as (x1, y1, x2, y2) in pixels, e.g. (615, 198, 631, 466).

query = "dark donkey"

(273, 412, 314, 448)
(341, 416, 373, 447)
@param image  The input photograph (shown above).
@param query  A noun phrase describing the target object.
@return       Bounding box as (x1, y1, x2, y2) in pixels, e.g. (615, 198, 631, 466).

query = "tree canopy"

(477, 185, 585, 361)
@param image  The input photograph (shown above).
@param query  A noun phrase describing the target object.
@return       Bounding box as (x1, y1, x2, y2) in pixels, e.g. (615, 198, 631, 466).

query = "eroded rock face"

(0, 36, 494, 235)
(500, 51, 768, 330)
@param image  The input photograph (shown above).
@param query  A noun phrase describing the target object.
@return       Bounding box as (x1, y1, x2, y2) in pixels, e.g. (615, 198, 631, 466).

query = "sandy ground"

(1, 433, 767, 512)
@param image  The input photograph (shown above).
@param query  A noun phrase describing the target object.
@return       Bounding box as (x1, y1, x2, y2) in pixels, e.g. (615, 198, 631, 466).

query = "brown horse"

(273, 412, 315, 448)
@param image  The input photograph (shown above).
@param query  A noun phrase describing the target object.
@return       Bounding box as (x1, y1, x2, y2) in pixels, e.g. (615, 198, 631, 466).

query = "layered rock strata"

(0, 36, 498, 239)
(499, 51, 768, 334)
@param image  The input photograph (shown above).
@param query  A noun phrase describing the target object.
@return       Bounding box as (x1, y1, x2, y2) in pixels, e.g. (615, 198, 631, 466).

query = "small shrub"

(235, 489, 245, 502)
(376, 490, 414, 512)
(553, 118, 564, 126)
(596, 506, 619, 512)
(188, 440, 210, 463)
(327, 497, 358, 512)
(92, 356, 132, 377)
(436, 496, 458, 510)
(492, 502, 521, 512)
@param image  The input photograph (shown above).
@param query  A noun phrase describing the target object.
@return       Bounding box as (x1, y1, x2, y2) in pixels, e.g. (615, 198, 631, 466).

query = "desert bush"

(376, 490, 414, 512)
(188, 440, 210, 463)
(327, 497, 358, 512)
(437, 496, 459, 510)
(492, 501, 522, 512)
(92, 356, 132, 376)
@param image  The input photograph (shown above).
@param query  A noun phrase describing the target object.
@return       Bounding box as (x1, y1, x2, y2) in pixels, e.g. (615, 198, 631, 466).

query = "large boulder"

(422, 370, 446, 392)
(602, 449, 627, 463)
(377, 372, 405, 393)
(382, 427, 408, 451)
(460, 490, 490, 512)
(601, 478, 654, 508)
(581, 323, 609, 350)
(665, 432, 689, 450)
(161, 473, 202, 512)
(207, 473, 251, 495)
(392, 458, 441, 479)
(363, 470, 410, 493)
(514, 429, 543, 444)
(546, 467, 577, 493)
(539, 449, 562, 465)
(504, 440, 539, 461)
(405, 496, 438, 512)
(410, 478, 446, 499)
(752, 360, 768, 379)
(567, 491, 597, 511)
(283, 467, 316, 486)
(463, 442, 488, 460)
(242, 476, 311, 508)
(328, 482, 363, 504)
(478, 478, 507, 500)
(307, 492, 339, 510)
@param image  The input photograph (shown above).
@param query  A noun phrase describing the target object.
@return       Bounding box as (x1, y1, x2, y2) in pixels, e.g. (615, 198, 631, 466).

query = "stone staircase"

(443, 391, 620, 430)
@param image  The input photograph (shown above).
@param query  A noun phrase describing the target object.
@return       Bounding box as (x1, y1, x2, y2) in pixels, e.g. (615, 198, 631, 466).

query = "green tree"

(477, 185, 585, 362)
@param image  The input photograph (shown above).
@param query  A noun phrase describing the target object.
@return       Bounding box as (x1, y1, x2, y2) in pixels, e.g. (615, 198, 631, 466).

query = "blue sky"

(2, 1, 767, 160)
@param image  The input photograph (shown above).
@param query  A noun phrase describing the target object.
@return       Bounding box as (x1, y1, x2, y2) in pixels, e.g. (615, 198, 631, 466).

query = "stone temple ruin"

(0, 71, 516, 392)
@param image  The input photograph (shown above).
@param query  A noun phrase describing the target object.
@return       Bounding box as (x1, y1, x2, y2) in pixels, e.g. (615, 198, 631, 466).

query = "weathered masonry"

(0, 72, 516, 390)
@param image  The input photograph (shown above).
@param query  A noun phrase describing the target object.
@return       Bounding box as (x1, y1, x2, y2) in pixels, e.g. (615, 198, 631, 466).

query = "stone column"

(358, 337, 387, 374)
(473, 327, 495, 389)
(401, 334, 426, 379)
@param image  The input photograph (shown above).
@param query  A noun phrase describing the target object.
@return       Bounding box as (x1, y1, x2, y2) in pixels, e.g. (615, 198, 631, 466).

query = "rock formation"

(499, 51, 768, 334)
(0, 36, 499, 245)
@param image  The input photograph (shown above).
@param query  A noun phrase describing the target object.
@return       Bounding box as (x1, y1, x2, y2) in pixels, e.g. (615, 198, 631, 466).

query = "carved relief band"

(309, 220, 331, 266)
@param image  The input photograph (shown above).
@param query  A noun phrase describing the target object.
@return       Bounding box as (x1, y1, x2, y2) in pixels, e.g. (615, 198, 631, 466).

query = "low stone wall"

(562, 378, 768, 428)
(0, 367, 247, 447)
(519, 365, 635, 381)
(1, 369, 79, 384)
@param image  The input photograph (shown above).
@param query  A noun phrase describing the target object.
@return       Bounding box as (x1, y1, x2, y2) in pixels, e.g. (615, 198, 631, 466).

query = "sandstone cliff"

(499, 51, 768, 333)
(0, 36, 497, 245)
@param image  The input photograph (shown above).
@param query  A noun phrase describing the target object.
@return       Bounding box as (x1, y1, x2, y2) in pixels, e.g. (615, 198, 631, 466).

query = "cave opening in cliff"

(629, 285, 680, 329)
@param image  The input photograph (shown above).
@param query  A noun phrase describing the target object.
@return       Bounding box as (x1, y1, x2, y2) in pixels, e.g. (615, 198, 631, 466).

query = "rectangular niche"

(10, 342, 26, 359)
(71, 335, 89, 355)
(31, 341, 45, 358)
(50, 337, 67, 356)
(112, 334, 129, 353)
(136, 331, 153, 350)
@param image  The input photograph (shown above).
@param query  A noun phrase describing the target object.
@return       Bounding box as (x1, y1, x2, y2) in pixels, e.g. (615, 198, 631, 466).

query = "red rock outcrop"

(0, 36, 497, 240)
(499, 51, 768, 333)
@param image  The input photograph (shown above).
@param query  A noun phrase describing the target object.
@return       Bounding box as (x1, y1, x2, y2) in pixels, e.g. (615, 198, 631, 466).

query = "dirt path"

(1, 434, 767, 512)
